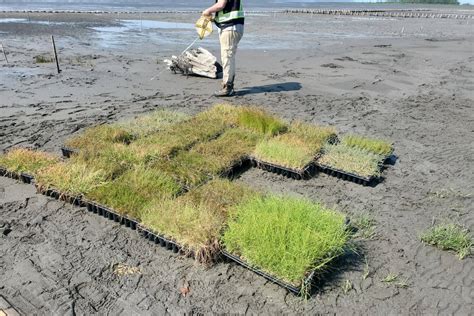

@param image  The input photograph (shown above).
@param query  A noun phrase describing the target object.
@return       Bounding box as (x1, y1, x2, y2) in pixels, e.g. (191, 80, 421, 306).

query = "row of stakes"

(284, 9, 474, 19)
(1, 9, 471, 19)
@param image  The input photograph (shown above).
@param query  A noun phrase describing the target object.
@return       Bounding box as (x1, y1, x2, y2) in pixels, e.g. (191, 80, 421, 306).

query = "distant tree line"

(400, 0, 459, 4)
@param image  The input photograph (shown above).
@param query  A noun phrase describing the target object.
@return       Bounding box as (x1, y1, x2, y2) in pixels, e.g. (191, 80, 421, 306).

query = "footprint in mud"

(335, 56, 357, 62)
(321, 63, 344, 69)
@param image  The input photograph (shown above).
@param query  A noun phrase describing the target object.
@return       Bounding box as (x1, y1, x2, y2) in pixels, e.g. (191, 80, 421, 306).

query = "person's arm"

(202, 0, 227, 16)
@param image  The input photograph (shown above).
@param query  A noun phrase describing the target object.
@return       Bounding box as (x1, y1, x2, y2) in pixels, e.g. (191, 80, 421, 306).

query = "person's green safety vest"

(214, 0, 244, 24)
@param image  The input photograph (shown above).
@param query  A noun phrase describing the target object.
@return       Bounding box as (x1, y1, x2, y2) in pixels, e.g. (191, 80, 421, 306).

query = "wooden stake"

(51, 35, 61, 74)
(0, 42, 8, 64)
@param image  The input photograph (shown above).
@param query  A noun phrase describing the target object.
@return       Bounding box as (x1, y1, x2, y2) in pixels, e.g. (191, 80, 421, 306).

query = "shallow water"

(91, 19, 193, 33)
(0, 18, 66, 25)
(89, 19, 196, 49)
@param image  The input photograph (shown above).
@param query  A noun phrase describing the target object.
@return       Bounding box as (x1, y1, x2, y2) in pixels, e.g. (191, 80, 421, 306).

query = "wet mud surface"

(0, 10, 473, 314)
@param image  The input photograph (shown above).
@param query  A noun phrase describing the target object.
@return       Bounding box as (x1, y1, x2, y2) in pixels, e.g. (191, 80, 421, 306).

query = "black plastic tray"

(0, 169, 19, 181)
(20, 173, 34, 184)
(220, 158, 252, 179)
(0, 166, 34, 184)
(382, 148, 396, 165)
(82, 199, 139, 230)
(315, 163, 377, 186)
(251, 158, 316, 180)
(80, 199, 186, 255)
(136, 226, 183, 254)
(40, 187, 84, 206)
(221, 250, 314, 296)
(61, 147, 78, 158)
(0, 166, 6, 177)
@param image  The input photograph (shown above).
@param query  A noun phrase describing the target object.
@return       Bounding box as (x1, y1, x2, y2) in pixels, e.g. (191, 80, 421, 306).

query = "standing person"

(202, 0, 244, 97)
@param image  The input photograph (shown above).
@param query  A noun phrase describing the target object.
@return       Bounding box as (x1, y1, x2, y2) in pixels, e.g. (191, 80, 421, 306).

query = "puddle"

(0, 18, 66, 25)
(90, 19, 196, 49)
(0, 18, 27, 23)
(92, 19, 194, 33)
(1, 67, 49, 77)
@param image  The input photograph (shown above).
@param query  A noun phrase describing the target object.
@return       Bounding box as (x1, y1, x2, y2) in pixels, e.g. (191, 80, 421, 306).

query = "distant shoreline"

(1, 7, 472, 20)
(0, 2, 470, 14)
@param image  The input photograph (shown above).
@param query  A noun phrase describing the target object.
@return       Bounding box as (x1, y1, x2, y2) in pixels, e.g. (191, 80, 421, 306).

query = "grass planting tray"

(60, 147, 78, 158)
(251, 158, 316, 180)
(83, 199, 139, 230)
(382, 148, 396, 165)
(0, 166, 34, 184)
(38, 186, 84, 206)
(221, 250, 315, 296)
(137, 226, 183, 254)
(220, 158, 252, 179)
(315, 163, 377, 186)
(20, 173, 34, 184)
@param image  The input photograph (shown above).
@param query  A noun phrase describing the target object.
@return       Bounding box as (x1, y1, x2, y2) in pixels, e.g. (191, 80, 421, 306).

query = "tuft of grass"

(421, 223, 472, 259)
(195, 103, 240, 127)
(236, 107, 287, 136)
(140, 179, 256, 263)
(0, 148, 59, 176)
(113, 263, 141, 277)
(117, 110, 189, 137)
(192, 128, 261, 174)
(362, 258, 370, 280)
(130, 115, 228, 162)
(74, 143, 140, 179)
(382, 273, 398, 283)
(318, 143, 383, 178)
(289, 121, 337, 150)
(183, 178, 259, 215)
(65, 124, 135, 152)
(253, 121, 337, 170)
(151, 129, 260, 189)
(35, 159, 108, 197)
(341, 134, 393, 158)
(351, 213, 377, 240)
(86, 165, 181, 219)
(381, 273, 409, 288)
(254, 135, 315, 170)
(223, 195, 349, 287)
(35, 55, 54, 63)
(150, 151, 217, 189)
(342, 279, 353, 294)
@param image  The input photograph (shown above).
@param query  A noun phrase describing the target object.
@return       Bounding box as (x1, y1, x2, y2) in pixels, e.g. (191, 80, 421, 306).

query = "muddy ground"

(0, 9, 473, 315)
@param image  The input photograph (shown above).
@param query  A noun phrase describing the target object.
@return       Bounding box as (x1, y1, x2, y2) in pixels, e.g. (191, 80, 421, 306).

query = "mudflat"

(0, 9, 473, 314)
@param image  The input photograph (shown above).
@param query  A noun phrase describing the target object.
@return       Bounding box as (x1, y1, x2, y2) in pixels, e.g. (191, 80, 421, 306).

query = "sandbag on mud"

(164, 47, 222, 79)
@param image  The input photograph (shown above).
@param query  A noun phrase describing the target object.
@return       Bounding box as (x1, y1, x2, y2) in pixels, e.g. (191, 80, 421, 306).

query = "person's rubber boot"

(214, 83, 234, 97)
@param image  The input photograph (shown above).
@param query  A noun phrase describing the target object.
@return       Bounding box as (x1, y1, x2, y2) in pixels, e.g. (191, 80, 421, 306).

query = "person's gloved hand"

(200, 13, 214, 22)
